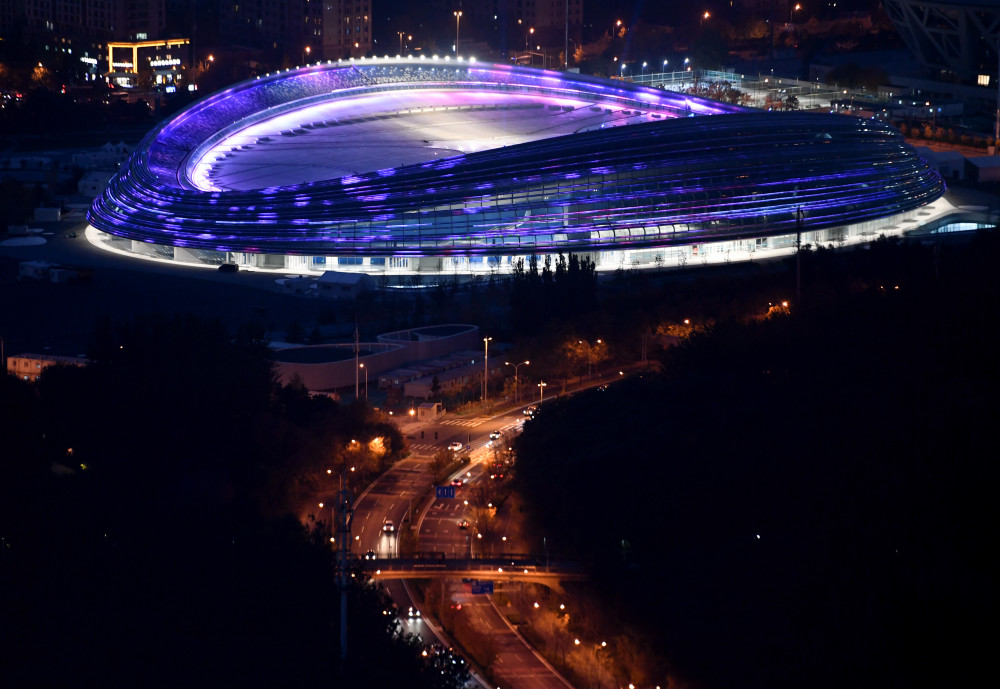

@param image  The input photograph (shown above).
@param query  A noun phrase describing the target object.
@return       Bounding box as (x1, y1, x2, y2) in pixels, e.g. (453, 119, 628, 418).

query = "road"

(324, 404, 580, 689)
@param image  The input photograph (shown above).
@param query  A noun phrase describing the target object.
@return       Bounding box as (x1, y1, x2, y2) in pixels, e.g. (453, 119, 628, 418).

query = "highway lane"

(402, 414, 578, 689)
(329, 402, 590, 689)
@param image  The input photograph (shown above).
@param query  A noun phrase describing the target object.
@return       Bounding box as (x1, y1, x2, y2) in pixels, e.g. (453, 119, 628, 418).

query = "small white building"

(417, 402, 443, 421)
(316, 271, 374, 299)
(912, 146, 966, 181)
(78, 170, 116, 197)
(34, 207, 61, 222)
(966, 156, 1000, 184)
(72, 142, 133, 170)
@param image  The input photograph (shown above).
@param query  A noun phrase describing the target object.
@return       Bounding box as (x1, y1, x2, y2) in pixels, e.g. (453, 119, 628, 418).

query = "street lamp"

(505, 360, 530, 404)
(612, 19, 622, 38)
(483, 336, 492, 405)
(641, 61, 647, 80)
(790, 3, 802, 23)
(303, 45, 311, 64)
(537, 381, 547, 404)
(359, 362, 367, 399)
(453, 11, 462, 53)
(397, 31, 411, 54)
(592, 641, 608, 689)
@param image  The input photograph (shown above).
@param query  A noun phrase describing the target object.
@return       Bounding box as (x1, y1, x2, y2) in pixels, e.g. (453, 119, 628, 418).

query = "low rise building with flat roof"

(7, 353, 89, 382)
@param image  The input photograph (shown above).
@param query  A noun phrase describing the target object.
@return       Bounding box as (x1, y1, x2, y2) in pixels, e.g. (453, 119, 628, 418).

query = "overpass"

(359, 554, 587, 592)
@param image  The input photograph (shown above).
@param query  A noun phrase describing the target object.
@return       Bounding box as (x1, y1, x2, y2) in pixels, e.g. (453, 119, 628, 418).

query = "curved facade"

(87, 58, 947, 275)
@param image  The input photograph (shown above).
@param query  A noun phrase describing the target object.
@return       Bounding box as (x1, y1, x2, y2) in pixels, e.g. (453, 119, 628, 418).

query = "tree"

(0, 313, 464, 688)
(513, 240, 1000, 689)
(824, 62, 887, 91)
(690, 26, 729, 70)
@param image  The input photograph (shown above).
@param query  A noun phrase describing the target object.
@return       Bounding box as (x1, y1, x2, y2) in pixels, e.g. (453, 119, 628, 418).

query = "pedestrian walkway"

(438, 418, 485, 427)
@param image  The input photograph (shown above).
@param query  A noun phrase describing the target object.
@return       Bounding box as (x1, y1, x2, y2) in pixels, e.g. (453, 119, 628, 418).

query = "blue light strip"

(88, 58, 944, 259)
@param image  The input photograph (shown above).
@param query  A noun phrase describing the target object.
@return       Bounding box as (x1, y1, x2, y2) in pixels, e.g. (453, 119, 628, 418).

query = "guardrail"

(360, 554, 584, 574)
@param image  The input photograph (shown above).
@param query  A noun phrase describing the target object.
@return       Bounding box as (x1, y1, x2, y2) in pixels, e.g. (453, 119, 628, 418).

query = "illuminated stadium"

(86, 57, 955, 278)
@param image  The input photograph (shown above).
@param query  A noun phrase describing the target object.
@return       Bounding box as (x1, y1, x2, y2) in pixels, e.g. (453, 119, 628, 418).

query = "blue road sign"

(435, 485, 456, 499)
(471, 580, 494, 594)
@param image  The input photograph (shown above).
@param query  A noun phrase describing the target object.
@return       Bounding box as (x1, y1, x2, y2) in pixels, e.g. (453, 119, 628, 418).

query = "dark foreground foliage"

(0, 314, 461, 689)
(515, 233, 1000, 689)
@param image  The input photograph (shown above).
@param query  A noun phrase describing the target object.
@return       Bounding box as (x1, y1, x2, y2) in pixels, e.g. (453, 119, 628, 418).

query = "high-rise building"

(218, 1, 321, 57)
(216, 1, 362, 62)
(9, 0, 166, 45)
(322, 0, 372, 59)
(0, 0, 170, 84)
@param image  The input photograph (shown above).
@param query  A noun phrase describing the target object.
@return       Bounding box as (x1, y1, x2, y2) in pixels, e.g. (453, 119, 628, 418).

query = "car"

(364, 549, 377, 560)
(382, 519, 395, 533)
(523, 405, 537, 416)
(489, 430, 502, 440)
(217, 262, 239, 273)
(407, 606, 421, 618)
(457, 519, 470, 529)
(447, 441, 463, 452)
(450, 479, 464, 487)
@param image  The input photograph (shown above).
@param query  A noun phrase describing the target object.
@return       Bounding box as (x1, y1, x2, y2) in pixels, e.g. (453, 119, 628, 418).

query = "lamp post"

(483, 336, 492, 405)
(641, 61, 647, 80)
(359, 362, 367, 399)
(789, 3, 801, 24)
(505, 360, 530, 404)
(397, 31, 411, 54)
(564, 0, 569, 69)
(572, 639, 607, 689)
(593, 640, 607, 689)
(303, 45, 311, 64)
(453, 11, 462, 54)
(538, 381, 547, 404)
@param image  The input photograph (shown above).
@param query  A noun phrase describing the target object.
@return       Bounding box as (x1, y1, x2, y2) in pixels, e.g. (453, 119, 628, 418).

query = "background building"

(882, 0, 1000, 88)
(217, 0, 326, 58)
(322, 0, 372, 59)
(6, 353, 88, 382)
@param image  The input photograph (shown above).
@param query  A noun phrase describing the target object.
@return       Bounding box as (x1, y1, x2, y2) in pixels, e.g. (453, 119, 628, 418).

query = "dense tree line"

(0, 314, 462, 688)
(509, 253, 598, 337)
(513, 233, 1000, 689)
